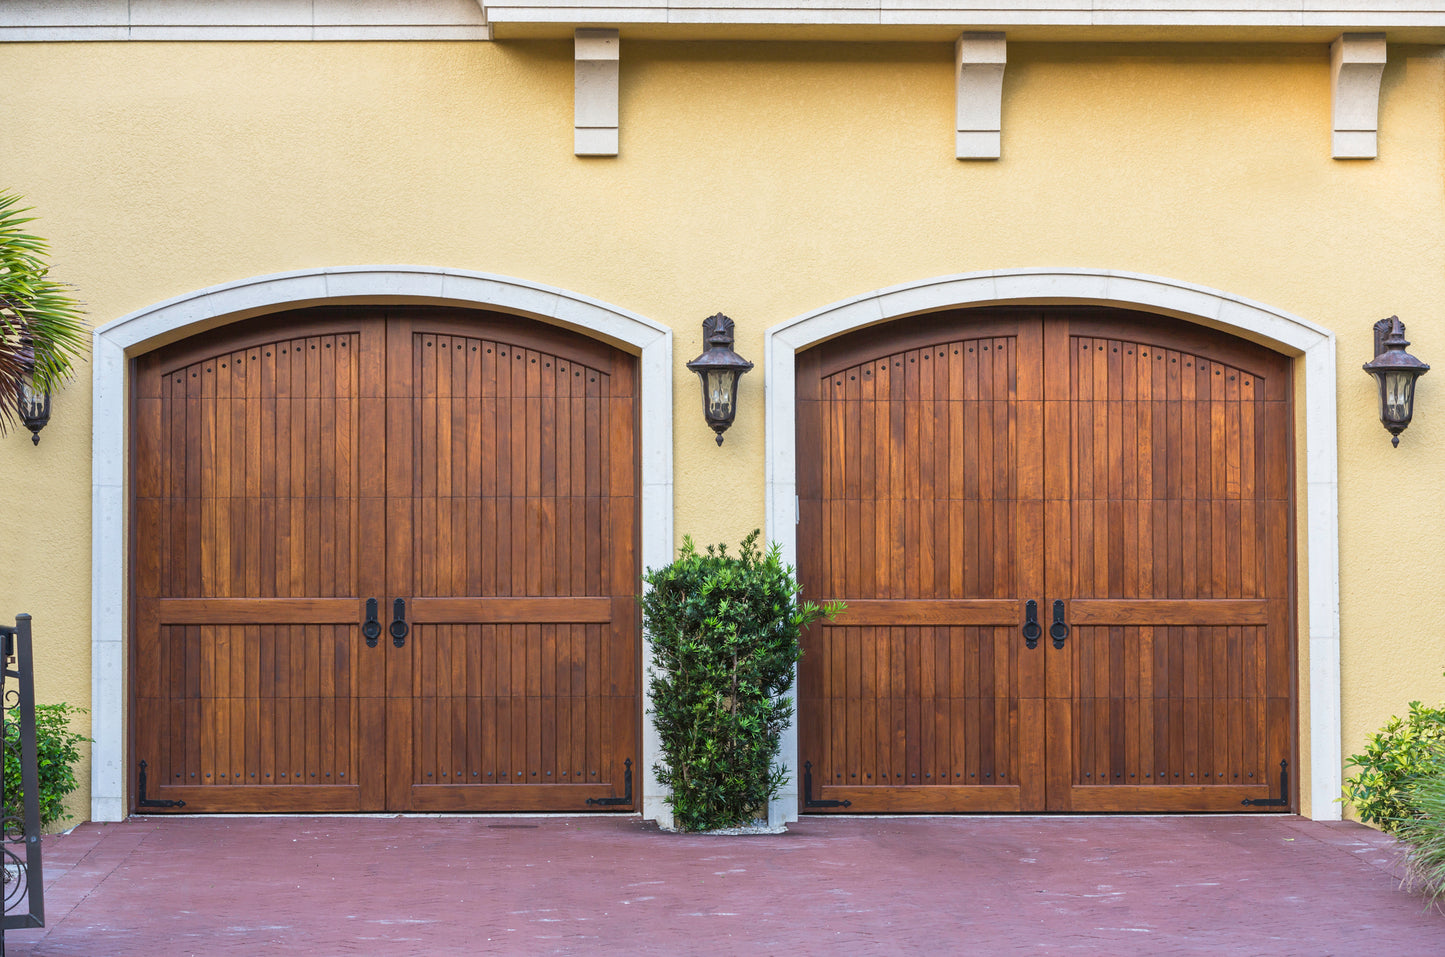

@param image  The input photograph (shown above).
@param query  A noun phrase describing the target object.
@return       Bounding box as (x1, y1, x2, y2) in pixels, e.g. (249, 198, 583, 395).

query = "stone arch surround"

(764, 269, 1339, 822)
(91, 266, 674, 823)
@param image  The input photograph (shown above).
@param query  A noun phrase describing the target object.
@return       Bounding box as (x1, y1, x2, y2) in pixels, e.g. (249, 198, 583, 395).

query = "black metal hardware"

(3, 615, 45, 932)
(803, 761, 852, 809)
(389, 598, 409, 648)
(136, 760, 186, 809)
(1022, 599, 1041, 650)
(1241, 759, 1290, 807)
(362, 598, 381, 648)
(1050, 599, 1069, 650)
(586, 758, 633, 806)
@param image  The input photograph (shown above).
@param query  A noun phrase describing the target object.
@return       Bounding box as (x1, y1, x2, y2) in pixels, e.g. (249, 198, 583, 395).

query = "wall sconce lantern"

(17, 337, 51, 446)
(1363, 316, 1429, 447)
(686, 313, 753, 446)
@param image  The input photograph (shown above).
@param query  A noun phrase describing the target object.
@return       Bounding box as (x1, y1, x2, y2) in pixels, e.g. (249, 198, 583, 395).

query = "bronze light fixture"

(686, 313, 753, 445)
(16, 336, 51, 446)
(1363, 316, 1429, 447)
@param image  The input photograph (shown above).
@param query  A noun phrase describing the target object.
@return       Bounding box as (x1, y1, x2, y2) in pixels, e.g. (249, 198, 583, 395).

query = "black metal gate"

(3, 614, 44, 951)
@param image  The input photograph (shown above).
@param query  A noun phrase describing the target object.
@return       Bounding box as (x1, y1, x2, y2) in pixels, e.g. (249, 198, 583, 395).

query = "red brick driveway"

(6, 815, 1441, 955)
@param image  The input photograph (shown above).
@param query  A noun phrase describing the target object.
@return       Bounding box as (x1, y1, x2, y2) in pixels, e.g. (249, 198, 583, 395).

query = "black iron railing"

(3, 614, 45, 950)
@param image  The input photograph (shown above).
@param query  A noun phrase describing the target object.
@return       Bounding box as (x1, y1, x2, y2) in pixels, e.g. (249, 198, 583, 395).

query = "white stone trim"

(763, 268, 1341, 822)
(91, 266, 673, 824)
(483, 0, 1445, 32)
(955, 32, 1006, 161)
(1331, 33, 1386, 159)
(1, 1, 492, 42)
(575, 28, 620, 157)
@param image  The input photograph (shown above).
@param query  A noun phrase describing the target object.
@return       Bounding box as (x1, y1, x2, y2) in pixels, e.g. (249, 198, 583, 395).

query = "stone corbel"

(575, 28, 619, 156)
(1331, 33, 1386, 160)
(956, 32, 1006, 160)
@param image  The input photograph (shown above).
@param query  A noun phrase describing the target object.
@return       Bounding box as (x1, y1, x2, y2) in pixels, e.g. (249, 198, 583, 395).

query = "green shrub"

(1343, 698, 1445, 834)
(1397, 763, 1445, 906)
(643, 531, 842, 832)
(3, 702, 89, 831)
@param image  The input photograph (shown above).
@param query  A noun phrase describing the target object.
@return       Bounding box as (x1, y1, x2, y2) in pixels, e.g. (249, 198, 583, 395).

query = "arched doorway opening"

(794, 305, 1292, 812)
(91, 267, 674, 822)
(765, 270, 1338, 821)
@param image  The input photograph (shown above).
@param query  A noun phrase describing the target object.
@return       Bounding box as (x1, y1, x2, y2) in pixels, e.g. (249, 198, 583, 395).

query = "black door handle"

(1050, 599, 1069, 650)
(1022, 599, 1041, 650)
(362, 598, 381, 647)
(390, 598, 409, 648)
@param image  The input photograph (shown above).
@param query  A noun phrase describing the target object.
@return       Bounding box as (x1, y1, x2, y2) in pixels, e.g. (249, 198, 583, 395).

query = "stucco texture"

(3, 38, 1445, 821)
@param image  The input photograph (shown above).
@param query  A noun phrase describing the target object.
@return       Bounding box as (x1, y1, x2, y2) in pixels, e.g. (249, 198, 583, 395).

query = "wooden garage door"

(132, 307, 639, 813)
(797, 308, 1293, 813)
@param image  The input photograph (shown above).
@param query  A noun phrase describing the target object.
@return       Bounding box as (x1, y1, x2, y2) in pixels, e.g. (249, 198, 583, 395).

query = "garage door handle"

(390, 598, 409, 648)
(362, 598, 382, 647)
(1022, 599, 1041, 649)
(1050, 599, 1069, 650)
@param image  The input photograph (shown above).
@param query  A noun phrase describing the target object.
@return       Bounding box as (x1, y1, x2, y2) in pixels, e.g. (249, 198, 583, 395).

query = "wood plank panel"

(1046, 314, 1293, 812)
(797, 306, 1294, 815)
(133, 307, 639, 813)
(132, 318, 382, 812)
(798, 313, 1040, 813)
(388, 314, 639, 812)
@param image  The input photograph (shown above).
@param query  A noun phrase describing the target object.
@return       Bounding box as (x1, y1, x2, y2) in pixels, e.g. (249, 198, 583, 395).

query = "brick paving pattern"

(5, 815, 1441, 955)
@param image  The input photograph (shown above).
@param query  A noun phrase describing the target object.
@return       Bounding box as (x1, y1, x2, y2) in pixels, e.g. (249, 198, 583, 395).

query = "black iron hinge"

(803, 761, 851, 809)
(136, 760, 186, 809)
(1241, 759, 1290, 808)
(586, 758, 633, 806)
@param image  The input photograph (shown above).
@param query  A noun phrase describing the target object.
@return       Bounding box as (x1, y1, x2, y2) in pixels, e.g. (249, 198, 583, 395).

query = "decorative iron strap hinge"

(136, 760, 186, 809)
(586, 758, 633, 806)
(803, 761, 851, 809)
(1240, 759, 1290, 808)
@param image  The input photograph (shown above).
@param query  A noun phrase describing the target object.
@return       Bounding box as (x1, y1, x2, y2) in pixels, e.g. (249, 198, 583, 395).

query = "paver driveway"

(5, 815, 1441, 955)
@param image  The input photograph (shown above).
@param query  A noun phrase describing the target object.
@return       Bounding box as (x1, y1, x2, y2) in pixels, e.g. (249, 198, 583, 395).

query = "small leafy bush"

(644, 531, 841, 832)
(1343, 698, 1445, 834)
(1397, 763, 1445, 906)
(3, 702, 89, 831)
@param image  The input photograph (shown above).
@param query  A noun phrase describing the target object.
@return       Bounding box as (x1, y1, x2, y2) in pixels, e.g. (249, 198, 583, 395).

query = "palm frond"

(0, 190, 88, 434)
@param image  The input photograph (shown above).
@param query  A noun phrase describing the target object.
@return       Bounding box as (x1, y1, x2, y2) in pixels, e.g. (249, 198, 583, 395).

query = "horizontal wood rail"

(824, 600, 1020, 627)
(143, 598, 362, 625)
(409, 597, 614, 624)
(1069, 599, 1269, 626)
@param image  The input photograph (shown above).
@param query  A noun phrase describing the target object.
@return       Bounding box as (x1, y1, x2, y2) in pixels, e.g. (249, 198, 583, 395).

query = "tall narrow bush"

(643, 531, 841, 832)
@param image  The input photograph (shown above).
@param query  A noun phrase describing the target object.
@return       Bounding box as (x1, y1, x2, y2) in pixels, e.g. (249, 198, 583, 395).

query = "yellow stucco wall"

(3, 38, 1445, 822)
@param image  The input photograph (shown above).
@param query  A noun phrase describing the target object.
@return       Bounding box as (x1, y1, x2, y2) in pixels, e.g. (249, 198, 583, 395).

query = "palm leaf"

(0, 190, 88, 434)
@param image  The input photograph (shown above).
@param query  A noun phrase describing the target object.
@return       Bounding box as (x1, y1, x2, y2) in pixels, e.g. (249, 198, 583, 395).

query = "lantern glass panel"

(705, 370, 736, 418)
(20, 378, 47, 419)
(1380, 369, 1416, 427)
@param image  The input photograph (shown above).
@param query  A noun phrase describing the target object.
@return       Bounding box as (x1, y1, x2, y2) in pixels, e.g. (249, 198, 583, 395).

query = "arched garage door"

(131, 306, 639, 812)
(797, 307, 1293, 813)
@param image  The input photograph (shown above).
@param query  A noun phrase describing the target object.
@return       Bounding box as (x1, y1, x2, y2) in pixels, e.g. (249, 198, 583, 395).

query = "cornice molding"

(482, 1, 1445, 41)
(0, 1, 492, 42)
